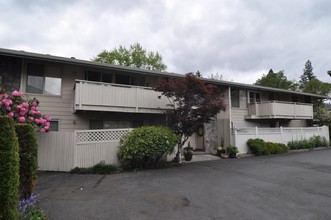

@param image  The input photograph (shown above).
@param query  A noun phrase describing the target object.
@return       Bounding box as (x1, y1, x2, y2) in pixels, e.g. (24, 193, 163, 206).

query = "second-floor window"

(249, 92, 261, 103)
(86, 71, 146, 87)
(26, 63, 62, 95)
(231, 89, 247, 109)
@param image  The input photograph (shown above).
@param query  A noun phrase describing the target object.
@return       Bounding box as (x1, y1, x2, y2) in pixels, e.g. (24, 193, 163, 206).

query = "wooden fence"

(37, 128, 132, 172)
(231, 126, 329, 154)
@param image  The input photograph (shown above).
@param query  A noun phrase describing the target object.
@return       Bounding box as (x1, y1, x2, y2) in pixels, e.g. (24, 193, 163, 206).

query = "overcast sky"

(1, 0, 330, 84)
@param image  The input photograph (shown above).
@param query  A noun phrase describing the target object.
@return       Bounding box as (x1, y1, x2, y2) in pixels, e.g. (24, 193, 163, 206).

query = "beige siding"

(215, 88, 231, 147)
(21, 61, 89, 131)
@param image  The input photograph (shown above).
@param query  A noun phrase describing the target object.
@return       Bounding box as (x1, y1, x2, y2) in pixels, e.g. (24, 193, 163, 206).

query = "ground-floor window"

(49, 120, 60, 131)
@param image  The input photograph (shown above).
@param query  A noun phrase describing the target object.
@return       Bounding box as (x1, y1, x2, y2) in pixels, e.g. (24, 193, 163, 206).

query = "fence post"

(255, 127, 258, 138)
(73, 130, 77, 169)
(234, 128, 237, 147)
(300, 127, 304, 139)
(280, 126, 283, 143)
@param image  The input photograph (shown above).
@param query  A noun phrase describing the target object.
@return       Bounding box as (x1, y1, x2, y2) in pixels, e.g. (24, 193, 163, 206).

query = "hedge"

(0, 117, 20, 220)
(287, 136, 329, 150)
(247, 138, 288, 156)
(15, 124, 38, 199)
(118, 126, 178, 169)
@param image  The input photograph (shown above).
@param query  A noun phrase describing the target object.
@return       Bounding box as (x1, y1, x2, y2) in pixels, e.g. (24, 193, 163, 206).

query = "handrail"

(248, 100, 313, 106)
(75, 79, 153, 90)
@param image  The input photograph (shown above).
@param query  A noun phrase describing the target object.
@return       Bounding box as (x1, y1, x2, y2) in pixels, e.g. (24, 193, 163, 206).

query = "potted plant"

(217, 146, 226, 157)
(183, 142, 194, 161)
(226, 146, 239, 158)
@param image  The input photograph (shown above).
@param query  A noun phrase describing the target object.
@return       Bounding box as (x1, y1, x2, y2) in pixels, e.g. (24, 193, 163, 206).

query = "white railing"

(247, 101, 313, 119)
(231, 126, 329, 154)
(37, 128, 133, 171)
(74, 80, 172, 113)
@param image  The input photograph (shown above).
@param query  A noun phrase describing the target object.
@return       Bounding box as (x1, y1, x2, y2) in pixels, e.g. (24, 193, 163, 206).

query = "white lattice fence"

(75, 128, 133, 144)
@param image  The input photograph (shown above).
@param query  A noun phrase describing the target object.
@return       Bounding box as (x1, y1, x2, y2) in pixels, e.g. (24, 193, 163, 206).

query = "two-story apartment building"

(0, 48, 329, 170)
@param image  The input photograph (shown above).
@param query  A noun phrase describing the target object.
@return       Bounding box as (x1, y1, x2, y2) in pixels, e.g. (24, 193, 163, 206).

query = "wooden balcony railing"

(246, 101, 313, 119)
(74, 80, 172, 113)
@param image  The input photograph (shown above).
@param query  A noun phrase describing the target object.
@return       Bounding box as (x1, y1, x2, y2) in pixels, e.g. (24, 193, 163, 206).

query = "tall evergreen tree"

(300, 60, 316, 86)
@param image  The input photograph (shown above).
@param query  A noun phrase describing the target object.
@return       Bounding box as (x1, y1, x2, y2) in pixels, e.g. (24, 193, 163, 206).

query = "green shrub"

(226, 146, 238, 158)
(247, 138, 288, 156)
(15, 124, 38, 199)
(247, 139, 265, 156)
(118, 126, 178, 169)
(19, 206, 46, 220)
(71, 163, 120, 174)
(0, 117, 20, 220)
(287, 136, 329, 150)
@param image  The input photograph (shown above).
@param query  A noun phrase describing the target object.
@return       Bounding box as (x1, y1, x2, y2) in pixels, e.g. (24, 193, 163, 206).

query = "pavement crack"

(93, 175, 105, 188)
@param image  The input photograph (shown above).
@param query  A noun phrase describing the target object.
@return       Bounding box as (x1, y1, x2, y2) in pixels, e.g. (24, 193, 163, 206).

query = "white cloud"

(1, 0, 331, 84)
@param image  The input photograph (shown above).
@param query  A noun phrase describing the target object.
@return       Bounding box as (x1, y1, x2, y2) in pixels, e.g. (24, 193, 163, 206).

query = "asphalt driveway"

(35, 149, 331, 220)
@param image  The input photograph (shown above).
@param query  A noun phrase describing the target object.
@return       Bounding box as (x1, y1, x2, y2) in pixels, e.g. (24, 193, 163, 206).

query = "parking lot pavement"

(35, 148, 331, 220)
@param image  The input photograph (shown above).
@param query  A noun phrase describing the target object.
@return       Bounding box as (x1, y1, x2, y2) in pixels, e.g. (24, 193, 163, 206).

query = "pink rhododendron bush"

(0, 90, 51, 132)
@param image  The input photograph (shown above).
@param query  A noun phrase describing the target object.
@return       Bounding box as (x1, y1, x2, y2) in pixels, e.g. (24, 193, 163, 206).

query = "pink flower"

(33, 110, 41, 116)
(18, 117, 25, 123)
(7, 112, 14, 117)
(21, 102, 29, 108)
(31, 101, 37, 107)
(28, 116, 34, 121)
(12, 90, 23, 97)
(6, 106, 11, 111)
(35, 118, 41, 124)
(45, 114, 51, 121)
(3, 99, 12, 107)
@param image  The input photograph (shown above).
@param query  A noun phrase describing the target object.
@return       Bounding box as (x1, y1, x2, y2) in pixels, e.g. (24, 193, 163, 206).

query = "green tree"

(300, 60, 316, 86)
(302, 79, 331, 96)
(255, 69, 297, 90)
(93, 42, 167, 71)
(154, 72, 226, 162)
(303, 79, 331, 128)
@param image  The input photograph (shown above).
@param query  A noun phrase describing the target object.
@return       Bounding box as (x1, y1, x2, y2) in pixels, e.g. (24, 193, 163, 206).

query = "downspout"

(20, 58, 25, 92)
(228, 86, 233, 146)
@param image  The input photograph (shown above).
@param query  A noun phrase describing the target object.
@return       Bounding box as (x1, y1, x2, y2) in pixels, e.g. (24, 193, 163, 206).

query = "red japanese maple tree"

(154, 72, 226, 162)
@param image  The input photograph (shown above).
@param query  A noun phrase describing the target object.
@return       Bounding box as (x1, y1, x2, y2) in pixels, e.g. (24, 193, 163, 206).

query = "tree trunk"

(174, 136, 189, 163)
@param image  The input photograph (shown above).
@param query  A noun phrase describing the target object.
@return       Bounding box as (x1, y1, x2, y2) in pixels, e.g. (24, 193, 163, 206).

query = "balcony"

(245, 101, 313, 119)
(74, 80, 172, 113)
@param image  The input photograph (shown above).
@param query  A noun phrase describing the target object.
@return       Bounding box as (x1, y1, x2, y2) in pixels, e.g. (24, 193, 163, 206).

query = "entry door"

(195, 126, 204, 150)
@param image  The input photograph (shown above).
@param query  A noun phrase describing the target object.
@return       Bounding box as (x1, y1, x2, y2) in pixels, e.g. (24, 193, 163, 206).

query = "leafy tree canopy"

(93, 42, 167, 71)
(255, 69, 298, 90)
(154, 72, 226, 162)
(302, 79, 331, 96)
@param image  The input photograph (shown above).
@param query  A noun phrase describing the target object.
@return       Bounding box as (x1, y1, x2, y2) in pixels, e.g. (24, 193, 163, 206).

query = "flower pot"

(184, 152, 193, 161)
